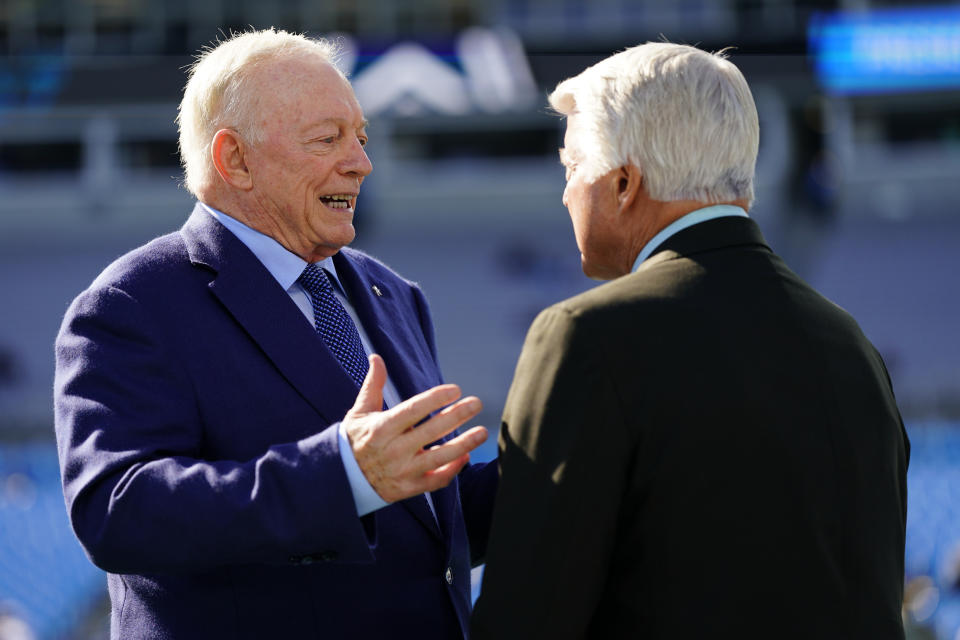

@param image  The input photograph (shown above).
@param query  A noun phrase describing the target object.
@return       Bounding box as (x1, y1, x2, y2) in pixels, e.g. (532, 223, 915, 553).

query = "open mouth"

(319, 194, 355, 210)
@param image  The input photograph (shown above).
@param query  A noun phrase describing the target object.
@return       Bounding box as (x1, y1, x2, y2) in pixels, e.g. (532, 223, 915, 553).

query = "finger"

(382, 383, 463, 437)
(350, 354, 386, 416)
(412, 426, 488, 476)
(420, 453, 471, 493)
(389, 453, 469, 500)
(404, 396, 482, 450)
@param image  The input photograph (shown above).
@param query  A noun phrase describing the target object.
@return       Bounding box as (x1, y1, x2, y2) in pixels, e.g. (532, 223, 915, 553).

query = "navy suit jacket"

(54, 204, 497, 639)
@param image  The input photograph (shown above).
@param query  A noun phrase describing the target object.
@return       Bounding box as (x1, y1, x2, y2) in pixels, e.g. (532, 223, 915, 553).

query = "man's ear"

(616, 164, 642, 213)
(211, 128, 253, 190)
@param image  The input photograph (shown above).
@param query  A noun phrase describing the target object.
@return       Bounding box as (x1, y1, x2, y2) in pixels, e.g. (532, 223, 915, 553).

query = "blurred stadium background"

(0, 0, 958, 637)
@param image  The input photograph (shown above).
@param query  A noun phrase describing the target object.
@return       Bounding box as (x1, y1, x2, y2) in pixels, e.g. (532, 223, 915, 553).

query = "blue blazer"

(54, 204, 497, 639)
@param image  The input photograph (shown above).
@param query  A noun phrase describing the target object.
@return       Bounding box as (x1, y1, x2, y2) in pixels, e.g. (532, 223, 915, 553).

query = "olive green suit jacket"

(472, 216, 908, 639)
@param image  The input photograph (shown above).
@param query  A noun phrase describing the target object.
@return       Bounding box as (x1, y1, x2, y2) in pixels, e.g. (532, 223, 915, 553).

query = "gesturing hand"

(342, 354, 488, 503)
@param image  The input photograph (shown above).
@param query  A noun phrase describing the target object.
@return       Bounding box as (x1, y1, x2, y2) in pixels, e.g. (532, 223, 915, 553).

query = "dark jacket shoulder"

(84, 231, 192, 298)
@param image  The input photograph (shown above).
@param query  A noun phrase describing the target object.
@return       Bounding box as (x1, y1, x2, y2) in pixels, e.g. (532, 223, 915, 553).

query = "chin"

(323, 225, 356, 254)
(338, 225, 356, 246)
(306, 233, 355, 262)
(581, 256, 625, 281)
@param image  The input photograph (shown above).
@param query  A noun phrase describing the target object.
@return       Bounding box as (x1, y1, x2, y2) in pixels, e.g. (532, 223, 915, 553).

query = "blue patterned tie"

(298, 263, 369, 388)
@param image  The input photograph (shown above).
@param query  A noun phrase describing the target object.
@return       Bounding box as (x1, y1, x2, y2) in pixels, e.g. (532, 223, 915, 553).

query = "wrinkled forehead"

(251, 55, 363, 124)
(252, 54, 354, 103)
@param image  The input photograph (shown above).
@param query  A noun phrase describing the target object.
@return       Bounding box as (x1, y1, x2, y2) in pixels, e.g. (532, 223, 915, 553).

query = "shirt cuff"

(338, 422, 390, 516)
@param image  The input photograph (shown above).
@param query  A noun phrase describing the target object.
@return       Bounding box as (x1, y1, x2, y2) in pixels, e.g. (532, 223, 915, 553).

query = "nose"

(561, 182, 570, 208)
(342, 136, 373, 178)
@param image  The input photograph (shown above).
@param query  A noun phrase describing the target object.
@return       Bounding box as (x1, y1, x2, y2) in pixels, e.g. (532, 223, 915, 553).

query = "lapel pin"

(372, 285, 383, 297)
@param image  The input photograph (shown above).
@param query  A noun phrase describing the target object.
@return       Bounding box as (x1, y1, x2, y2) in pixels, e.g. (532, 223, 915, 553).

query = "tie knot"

(299, 262, 334, 297)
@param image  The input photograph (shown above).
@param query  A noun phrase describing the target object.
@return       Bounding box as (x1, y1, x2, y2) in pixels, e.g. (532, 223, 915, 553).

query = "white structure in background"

(456, 27, 538, 113)
(351, 41, 473, 116)
(342, 27, 537, 117)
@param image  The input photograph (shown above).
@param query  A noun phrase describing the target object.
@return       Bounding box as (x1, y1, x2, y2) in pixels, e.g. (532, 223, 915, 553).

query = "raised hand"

(342, 354, 488, 503)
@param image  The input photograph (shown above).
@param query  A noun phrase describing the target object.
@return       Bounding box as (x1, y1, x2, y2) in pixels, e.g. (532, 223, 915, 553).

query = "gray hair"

(549, 42, 759, 206)
(177, 29, 342, 197)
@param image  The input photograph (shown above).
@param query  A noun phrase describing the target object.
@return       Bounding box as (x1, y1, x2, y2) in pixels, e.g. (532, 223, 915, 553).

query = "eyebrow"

(302, 118, 370, 136)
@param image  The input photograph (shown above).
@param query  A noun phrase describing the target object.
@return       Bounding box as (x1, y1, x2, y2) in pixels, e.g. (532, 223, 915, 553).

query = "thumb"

(351, 353, 386, 416)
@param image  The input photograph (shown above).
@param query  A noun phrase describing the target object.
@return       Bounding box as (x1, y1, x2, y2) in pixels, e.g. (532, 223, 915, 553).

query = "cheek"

(251, 147, 298, 185)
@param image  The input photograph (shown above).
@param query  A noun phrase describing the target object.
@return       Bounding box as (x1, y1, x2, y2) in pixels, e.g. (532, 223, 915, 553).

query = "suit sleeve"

(471, 306, 633, 639)
(54, 285, 374, 575)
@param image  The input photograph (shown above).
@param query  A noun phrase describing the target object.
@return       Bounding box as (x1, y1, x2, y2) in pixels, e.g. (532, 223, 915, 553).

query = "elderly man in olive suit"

(472, 42, 908, 640)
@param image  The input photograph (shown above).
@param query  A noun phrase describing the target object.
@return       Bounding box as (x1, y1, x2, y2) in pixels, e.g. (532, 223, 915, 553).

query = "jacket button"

(319, 550, 338, 562)
(445, 567, 453, 584)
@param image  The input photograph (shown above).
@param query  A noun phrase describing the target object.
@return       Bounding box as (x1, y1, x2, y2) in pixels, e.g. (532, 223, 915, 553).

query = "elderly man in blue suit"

(54, 29, 496, 639)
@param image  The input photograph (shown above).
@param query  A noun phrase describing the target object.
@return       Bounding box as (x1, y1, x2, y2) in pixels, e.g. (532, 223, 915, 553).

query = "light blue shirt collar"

(200, 202, 343, 291)
(631, 204, 749, 272)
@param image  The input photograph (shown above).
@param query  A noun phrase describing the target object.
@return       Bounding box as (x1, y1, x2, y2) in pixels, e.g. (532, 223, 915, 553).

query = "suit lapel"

(334, 250, 448, 540)
(333, 250, 442, 398)
(180, 206, 359, 426)
(429, 477, 457, 542)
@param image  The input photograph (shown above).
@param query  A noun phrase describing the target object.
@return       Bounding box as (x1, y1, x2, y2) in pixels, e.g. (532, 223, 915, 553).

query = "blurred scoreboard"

(809, 4, 960, 95)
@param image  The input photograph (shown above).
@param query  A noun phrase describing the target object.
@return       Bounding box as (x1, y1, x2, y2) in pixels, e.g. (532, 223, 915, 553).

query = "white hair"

(177, 29, 342, 197)
(549, 42, 759, 206)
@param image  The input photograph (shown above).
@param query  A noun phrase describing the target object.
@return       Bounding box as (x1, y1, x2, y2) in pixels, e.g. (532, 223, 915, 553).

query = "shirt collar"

(200, 202, 345, 292)
(631, 204, 749, 272)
